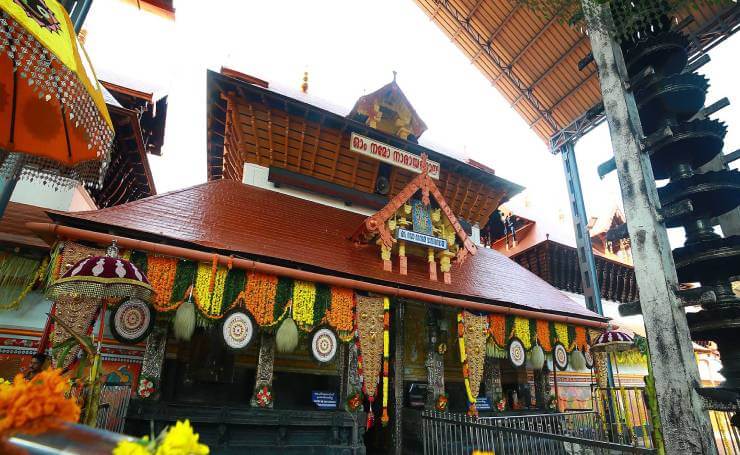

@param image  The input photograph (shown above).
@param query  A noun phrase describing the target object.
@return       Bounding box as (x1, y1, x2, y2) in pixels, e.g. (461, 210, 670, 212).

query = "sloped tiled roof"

(48, 180, 604, 321)
(0, 203, 51, 250)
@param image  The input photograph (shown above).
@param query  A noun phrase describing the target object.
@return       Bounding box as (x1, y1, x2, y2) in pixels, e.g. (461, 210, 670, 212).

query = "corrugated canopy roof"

(414, 0, 739, 148)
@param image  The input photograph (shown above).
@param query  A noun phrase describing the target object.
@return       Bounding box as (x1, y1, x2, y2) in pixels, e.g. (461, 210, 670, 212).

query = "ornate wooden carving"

(250, 333, 275, 408)
(483, 357, 502, 405)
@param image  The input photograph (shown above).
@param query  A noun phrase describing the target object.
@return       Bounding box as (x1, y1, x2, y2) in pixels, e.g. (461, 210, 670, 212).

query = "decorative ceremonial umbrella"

(591, 328, 635, 353)
(46, 241, 152, 302)
(0, 0, 113, 213)
(45, 241, 151, 427)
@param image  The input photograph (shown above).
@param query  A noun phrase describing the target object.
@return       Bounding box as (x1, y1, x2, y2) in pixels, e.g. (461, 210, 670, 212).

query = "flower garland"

(192, 263, 228, 319)
(170, 260, 197, 303)
(0, 256, 48, 311)
(221, 268, 246, 313)
(381, 297, 390, 427)
(293, 280, 317, 330)
(488, 314, 506, 347)
(575, 326, 588, 351)
(536, 320, 553, 351)
(328, 287, 355, 340)
(146, 256, 178, 311)
(458, 311, 477, 417)
(255, 385, 272, 408)
(112, 419, 209, 455)
(0, 369, 80, 438)
(554, 322, 569, 348)
(313, 284, 332, 326)
(245, 272, 278, 326)
(513, 317, 532, 349)
(435, 394, 449, 411)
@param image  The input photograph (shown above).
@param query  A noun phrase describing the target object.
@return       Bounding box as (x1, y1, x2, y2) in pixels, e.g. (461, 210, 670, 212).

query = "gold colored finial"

(301, 71, 309, 94)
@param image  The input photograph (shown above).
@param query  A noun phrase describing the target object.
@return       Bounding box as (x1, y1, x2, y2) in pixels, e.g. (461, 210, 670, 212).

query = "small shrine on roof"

(348, 73, 427, 142)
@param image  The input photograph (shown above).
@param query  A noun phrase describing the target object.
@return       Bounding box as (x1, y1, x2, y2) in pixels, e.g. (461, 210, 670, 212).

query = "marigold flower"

(156, 420, 209, 455)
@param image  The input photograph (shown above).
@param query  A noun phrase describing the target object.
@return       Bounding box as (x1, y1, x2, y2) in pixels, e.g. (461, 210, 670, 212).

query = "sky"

(82, 0, 738, 246)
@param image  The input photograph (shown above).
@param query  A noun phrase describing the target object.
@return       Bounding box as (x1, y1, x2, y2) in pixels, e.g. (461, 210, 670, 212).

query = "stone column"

(337, 343, 348, 401)
(139, 324, 167, 400)
(533, 367, 548, 410)
(424, 310, 445, 410)
(484, 357, 502, 406)
(393, 300, 405, 455)
(250, 333, 275, 408)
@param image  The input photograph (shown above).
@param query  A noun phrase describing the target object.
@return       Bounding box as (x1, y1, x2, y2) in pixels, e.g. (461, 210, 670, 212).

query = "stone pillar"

(533, 367, 549, 410)
(424, 310, 445, 409)
(393, 301, 405, 455)
(484, 357, 502, 406)
(250, 333, 275, 408)
(347, 343, 362, 401)
(337, 343, 348, 401)
(139, 324, 167, 400)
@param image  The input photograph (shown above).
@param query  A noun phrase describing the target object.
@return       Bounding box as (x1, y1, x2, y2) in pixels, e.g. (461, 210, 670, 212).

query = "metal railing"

(709, 411, 739, 455)
(421, 410, 657, 454)
(593, 386, 654, 448)
(95, 384, 132, 433)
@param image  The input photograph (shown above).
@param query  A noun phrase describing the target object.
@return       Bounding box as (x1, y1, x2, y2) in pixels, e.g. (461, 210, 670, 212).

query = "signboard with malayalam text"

(311, 391, 338, 410)
(397, 228, 448, 250)
(349, 132, 441, 179)
(475, 397, 492, 411)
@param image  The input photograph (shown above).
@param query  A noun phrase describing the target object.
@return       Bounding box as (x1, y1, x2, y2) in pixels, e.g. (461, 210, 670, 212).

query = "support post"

(560, 140, 615, 387)
(392, 300, 404, 455)
(251, 333, 275, 408)
(582, 1, 717, 452)
(424, 309, 445, 410)
(139, 324, 167, 400)
(483, 357, 502, 406)
(561, 142, 603, 315)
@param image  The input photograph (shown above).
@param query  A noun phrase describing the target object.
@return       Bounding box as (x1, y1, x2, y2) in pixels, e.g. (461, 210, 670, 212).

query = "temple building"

(0, 68, 612, 454)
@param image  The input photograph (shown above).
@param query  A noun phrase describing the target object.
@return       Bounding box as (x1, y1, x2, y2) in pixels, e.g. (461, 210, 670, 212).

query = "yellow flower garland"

(292, 281, 316, 329)
(554, 322, 569, 347)
(513, 317, 531, 349)
(193, 263, 228, 318)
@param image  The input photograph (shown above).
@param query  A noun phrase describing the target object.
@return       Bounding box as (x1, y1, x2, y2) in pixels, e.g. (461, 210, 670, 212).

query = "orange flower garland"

(244, 272, 278, 326)
(488, 314, 506, 347)
(575, 326, 588, 351)
(146, 256, 178, 310)
(536, 320, 552, 352)
(327, 287, 355, 339)
(0, 369, 80, 437)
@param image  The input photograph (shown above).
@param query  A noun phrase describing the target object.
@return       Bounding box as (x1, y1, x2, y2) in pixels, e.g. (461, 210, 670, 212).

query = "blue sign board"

(397, 228, 448, 250)
(312, 391, 338, 409)
(475, 397, 492, 411)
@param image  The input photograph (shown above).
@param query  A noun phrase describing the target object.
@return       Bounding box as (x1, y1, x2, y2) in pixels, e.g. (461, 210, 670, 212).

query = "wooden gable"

(351, 155, 476, 284)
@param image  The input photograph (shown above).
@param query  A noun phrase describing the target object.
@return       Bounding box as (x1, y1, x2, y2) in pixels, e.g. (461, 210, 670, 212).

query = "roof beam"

(500, 11, 563, 75)
(450, 0, 486, 40)
(471, 0, 521, 62)
(434, 0, 558, 131)
(528, 68, 596, 127)
(509, 35, 587, 108)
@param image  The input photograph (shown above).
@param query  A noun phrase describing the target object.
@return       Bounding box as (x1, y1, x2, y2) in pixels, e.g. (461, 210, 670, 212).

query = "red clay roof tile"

(49, 180, 603, 320)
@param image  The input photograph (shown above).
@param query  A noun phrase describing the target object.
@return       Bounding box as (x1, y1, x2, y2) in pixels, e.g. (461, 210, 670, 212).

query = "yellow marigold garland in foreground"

(0, 369, 80, 438)
(113, 419, 209, 455)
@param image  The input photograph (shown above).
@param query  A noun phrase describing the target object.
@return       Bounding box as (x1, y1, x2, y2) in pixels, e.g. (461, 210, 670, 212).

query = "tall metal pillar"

(582, 1, 717, 453)
(561, 141, 604, 315)
(560, 141, 614, 388)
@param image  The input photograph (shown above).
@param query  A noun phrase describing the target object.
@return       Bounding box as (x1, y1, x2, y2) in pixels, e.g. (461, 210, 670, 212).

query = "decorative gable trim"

(351, 154, 476, 283)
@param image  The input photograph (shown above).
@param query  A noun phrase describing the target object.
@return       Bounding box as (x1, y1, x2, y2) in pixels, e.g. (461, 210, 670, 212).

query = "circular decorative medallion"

(311, 328, 338, 363)
(221, 310, 255, 350)
(584, 350, 594, 369)
(508, 338, 526, 368)
(110, 298, 153, 344)
(554, 343, 569, 371)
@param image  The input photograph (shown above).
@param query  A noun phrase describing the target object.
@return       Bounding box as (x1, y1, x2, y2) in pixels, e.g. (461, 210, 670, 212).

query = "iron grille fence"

(95, 384, 132, 433)
(421, 410, 657, 454)
(593, 386, 653, 448)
